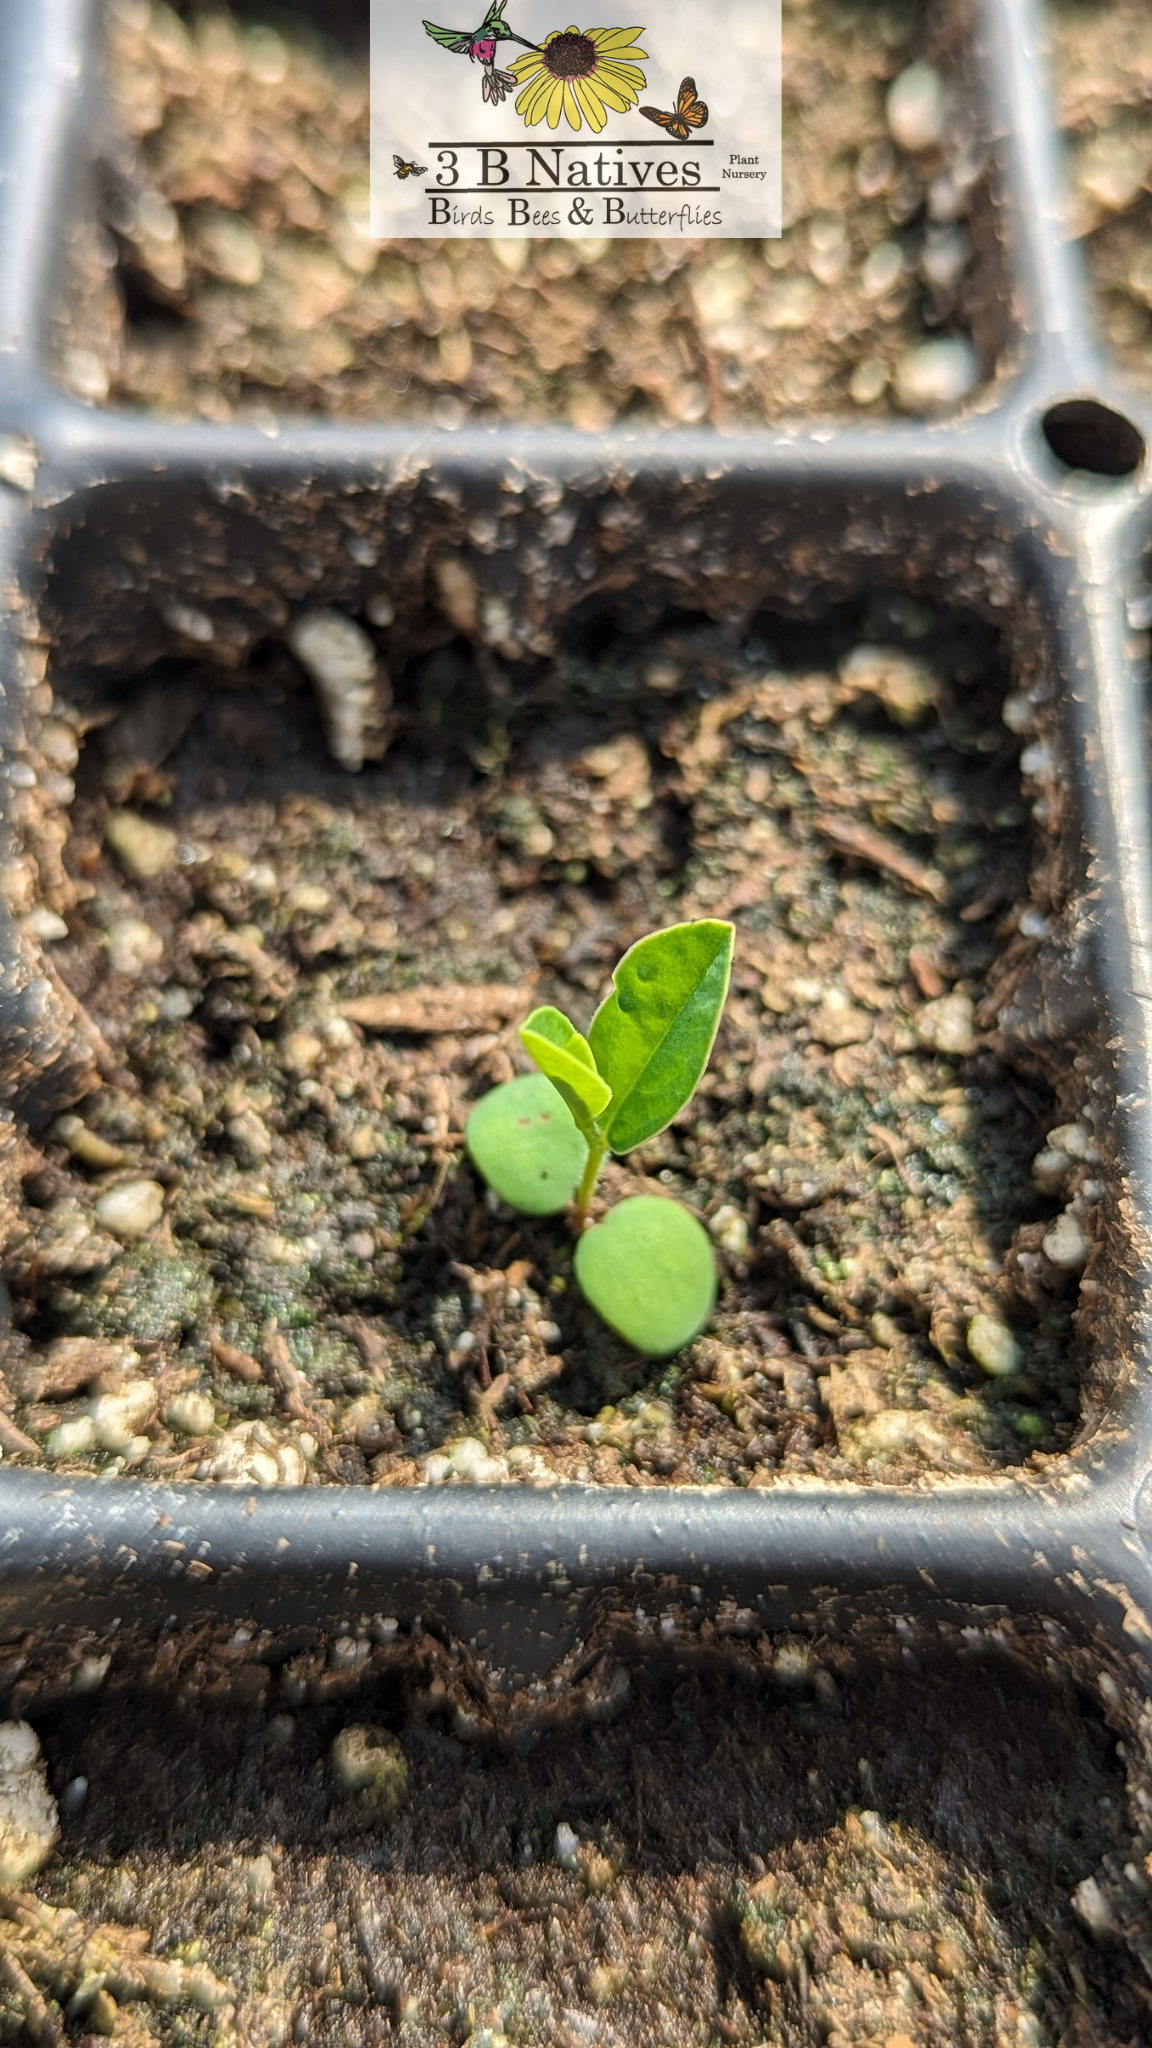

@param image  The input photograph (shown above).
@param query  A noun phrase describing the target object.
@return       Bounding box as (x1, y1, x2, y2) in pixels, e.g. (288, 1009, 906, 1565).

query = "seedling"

(466, 919, 734, 1354)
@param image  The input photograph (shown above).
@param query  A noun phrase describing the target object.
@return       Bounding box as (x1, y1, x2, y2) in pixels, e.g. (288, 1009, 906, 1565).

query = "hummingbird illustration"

(423, 0, 537, 104)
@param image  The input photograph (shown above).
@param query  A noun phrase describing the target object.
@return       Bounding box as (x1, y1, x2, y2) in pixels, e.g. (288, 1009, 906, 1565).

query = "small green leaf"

(589, 919, 734, 1154)
(520, 1004, 612, 1135)
(574, 1195, 717, 1356)
(465, 1072, 587, 1215)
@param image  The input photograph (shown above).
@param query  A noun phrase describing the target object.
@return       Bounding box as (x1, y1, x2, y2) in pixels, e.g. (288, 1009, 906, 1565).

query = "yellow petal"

(544, 78, 567, 128)
(511, 50, 542, 79)
(590, 25, 646, 48)
(591, 78, 632, 112)
(572, 76, 607, 130)
(595, 70, 640, 104)
(561, 78, 583, 129)
(608, 77, 644, 102)
(522, 70, 556, 120)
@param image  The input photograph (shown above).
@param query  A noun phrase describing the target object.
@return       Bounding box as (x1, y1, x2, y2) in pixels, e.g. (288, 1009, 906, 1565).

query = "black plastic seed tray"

(2, 0, 1152, 1705)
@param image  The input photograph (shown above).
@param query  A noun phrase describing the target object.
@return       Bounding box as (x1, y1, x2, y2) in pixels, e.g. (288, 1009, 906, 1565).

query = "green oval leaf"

(520, 1004, 612, 1135)
(466, 1073, 588, 1215)
(588, 920, 734, 1154)
(574, 1195, 717, 1356)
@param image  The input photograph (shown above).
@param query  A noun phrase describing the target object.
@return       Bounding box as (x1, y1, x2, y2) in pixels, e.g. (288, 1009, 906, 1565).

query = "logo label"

(371, 0, 781, 239)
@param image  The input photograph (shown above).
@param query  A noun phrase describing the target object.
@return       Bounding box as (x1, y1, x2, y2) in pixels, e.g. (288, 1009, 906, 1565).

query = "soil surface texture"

(1050, 0, 1152, 388)
(71, 0, 991, 425)
(0, 1621, 1148, 2047)
(0, 604, 1108, 1489)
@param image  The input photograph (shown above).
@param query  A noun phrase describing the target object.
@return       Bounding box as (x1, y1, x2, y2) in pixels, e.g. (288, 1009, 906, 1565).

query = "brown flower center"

(543, 31, 597, 79)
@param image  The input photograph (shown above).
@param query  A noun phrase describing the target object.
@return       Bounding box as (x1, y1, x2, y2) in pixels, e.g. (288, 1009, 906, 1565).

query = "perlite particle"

(966, 1314, 1023, 1378)
(104, 809, 178, 880)
(894, 337, 979, 413)
(106, 916, 165, 976)
(886, 62, 946, 153)
(95, 1179, 166, 1239)
(0, 1722, 58, 1884)
(90, 1380, 157, 1451)
(915, 992, 976, 1056)
(165, 1391, 215, 1437)
(45, 1415, 98, 1460)
(553, 1821, 580, 1871)
(1042, 1209, 1089, 1270)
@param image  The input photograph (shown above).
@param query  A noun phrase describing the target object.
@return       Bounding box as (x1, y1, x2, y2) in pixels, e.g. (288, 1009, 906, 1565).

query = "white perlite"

(0, 1722, 58, 1884)
(1071, 1875, 1115, 1939)
(422, 1436, 508, 1486)
(886, 62, 947, 154)
(287, 609, 393, 773)
(553, 1821, 580, 1871)
(198, 1421, 308, 1487)
(95, 1179, 165, 1239)
(915, 992, 976, 1056)
(0, 433, 38, 494)
(894, 337, 979, 414)
(1043, 1209, 1089, 1271)
(166, 1391, 215, 1437)
(106, 916, 164, 977)
(709, 1204, 750, 1258)
(104, 809, 177, 880)
(966, 1314, 1023, 1379)
(90, 1380, 157, 1451)
(22, 907, 68, 943)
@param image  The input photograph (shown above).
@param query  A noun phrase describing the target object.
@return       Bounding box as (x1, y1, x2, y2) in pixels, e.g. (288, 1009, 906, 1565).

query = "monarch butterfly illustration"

(393, 153, 430, 179)
(639, 76, 708, 141)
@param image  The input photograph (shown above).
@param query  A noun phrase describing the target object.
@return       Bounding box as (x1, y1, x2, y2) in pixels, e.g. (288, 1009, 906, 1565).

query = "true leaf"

(588, 919, 734, 1154)
(519, 1004, 612, 1135)
(574, 1195, 717, 1356)
(465, 1072, 587, 1215)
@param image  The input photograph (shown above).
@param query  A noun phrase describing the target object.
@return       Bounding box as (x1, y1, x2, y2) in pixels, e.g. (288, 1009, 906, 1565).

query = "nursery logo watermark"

(370, 0, 781, 239)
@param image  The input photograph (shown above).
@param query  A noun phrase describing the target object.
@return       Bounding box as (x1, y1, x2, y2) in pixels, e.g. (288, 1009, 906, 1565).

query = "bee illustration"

(393, 153, 430, 179)
(639, 76, 708, 142)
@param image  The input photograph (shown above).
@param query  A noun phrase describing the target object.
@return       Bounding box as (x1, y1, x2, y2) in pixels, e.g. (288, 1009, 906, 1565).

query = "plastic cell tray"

(1, 0, 1152, 1705)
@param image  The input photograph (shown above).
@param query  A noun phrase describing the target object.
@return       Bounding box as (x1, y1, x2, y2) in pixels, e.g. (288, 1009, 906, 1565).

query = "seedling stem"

(575, 1131, 609, 1229)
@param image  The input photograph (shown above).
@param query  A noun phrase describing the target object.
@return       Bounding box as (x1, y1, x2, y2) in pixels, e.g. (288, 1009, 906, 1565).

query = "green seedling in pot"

(466, 919, 734, 1355)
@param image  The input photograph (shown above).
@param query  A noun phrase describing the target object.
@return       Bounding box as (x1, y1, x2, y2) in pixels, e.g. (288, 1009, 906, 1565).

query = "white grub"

(0, 1722, 58, 1884)
(287, 608, 393, 773)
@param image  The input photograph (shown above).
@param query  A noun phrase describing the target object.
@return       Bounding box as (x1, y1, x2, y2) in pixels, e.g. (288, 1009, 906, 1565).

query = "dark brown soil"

(0, 1619, 1147, 2046)
(0, 601, 1111, 1489)
(70, 0, 993, 426)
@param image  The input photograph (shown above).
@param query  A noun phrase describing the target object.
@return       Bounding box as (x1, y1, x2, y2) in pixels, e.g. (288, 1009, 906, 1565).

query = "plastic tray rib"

(2, 0, 1152, 1695)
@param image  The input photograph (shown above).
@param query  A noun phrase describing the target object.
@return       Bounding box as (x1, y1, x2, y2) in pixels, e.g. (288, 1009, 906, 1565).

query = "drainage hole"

(1041, 398, 1145, 478)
